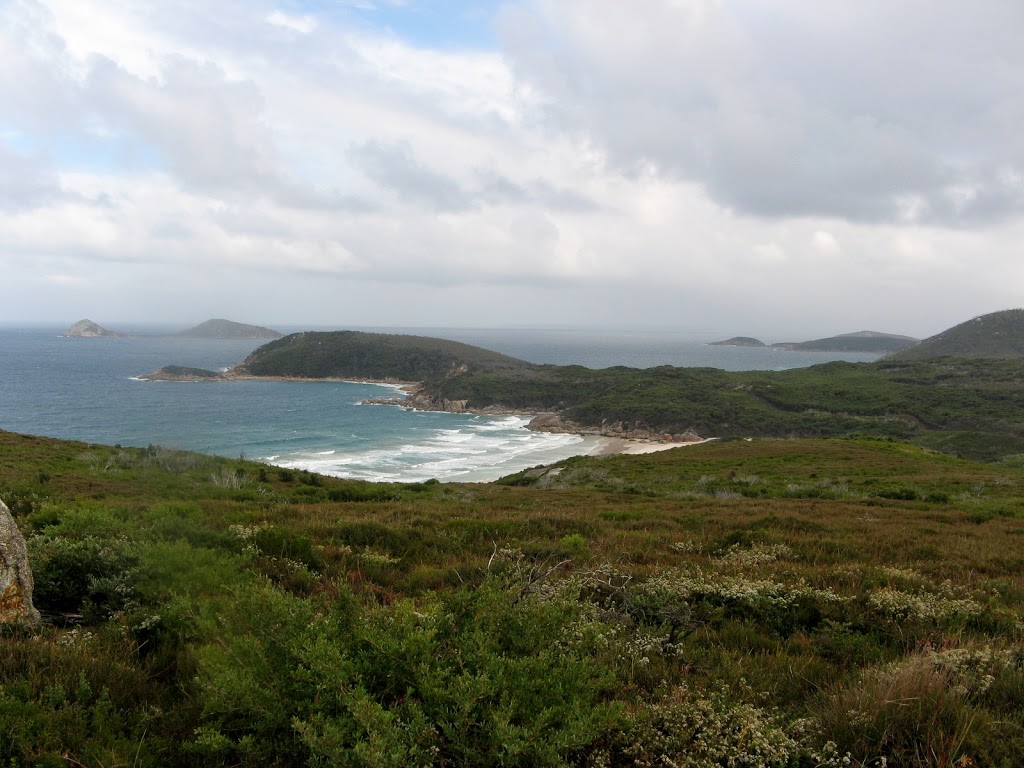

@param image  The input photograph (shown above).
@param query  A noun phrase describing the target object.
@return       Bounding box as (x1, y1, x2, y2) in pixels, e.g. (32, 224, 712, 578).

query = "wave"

(262, 417, 589, 483)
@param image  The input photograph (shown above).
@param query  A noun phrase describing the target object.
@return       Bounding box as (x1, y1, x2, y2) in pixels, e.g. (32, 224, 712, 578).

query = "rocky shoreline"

(362, 391, 705, 445)
(140, 367, 707, 448)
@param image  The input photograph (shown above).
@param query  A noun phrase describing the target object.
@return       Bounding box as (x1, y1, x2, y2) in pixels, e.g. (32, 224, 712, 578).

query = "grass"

(2, 429, 1024, 766)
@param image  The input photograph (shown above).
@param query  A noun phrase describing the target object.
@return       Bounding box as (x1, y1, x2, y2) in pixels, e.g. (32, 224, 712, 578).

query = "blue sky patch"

(282, 0, 504, 50)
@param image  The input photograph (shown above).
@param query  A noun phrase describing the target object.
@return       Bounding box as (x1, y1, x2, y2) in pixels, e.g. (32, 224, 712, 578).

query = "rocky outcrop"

(527, 413, 703, 443)
(64, 319, 122, 337)
(363, 395, 705, 443)
(139, 366, 225, 381)
(364, 391, 471, 413)
(0, 500, 41, 627)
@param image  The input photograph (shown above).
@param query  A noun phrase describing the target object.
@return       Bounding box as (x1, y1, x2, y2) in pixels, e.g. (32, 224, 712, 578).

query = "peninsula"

(772, 330, 919, 353)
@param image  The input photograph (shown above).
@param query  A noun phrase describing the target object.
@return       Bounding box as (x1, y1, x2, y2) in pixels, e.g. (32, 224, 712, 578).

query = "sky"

(2, 0, 1023, 339)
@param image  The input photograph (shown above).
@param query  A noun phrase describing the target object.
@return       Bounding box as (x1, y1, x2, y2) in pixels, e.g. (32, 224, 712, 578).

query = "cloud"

(0, 0, 1022, 337)
(266, 11, 317, 35)
(499, 0, 1024, 226)
(350, 140, 470, 211)
(45, 273, 90, 286)
(0, 145, 64, 211)
(811, 231, 840, 255)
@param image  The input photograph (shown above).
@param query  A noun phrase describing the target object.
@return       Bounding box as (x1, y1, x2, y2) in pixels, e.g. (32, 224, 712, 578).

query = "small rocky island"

(709, 337, 766, 347)
(63, 319, 122, 338)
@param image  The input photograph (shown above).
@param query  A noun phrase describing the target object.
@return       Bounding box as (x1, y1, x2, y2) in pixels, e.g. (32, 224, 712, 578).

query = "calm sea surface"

(0, 325, 878, 482)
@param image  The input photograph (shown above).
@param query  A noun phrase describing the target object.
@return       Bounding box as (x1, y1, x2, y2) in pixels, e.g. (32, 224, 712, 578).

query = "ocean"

(0, 325, 879, 482)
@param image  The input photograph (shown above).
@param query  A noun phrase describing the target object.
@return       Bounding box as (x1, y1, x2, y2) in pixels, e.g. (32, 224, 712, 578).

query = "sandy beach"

(591, 436, 717, 456)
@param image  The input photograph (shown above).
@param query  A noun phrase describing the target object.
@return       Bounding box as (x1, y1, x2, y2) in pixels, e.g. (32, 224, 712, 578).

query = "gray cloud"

(477, 171, 598, 211)
(0, 147, 63, 211)
(500, 1, 1024, 226)
(350, 140, 471, 211)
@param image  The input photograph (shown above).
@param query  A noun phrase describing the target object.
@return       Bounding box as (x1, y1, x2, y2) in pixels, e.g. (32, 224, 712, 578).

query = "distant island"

(711, 331, 919, 354)
(63, 319, 123, 338)
(709, 337, 766, 347)
(176, 319, 283, 340)
(63, 318, 282, 340)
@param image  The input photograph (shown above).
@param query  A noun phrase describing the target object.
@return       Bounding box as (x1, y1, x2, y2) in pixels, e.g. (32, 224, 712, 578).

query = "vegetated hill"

(177, 318, 283, 339)
(233, 330, 537, 381)
(423, 357, 1024, 461)
(62, 319, 122, 338)
(772, 331, 918, 353)
(3, 428, 1024, 765)
(709, 336, 766, 347)
(887, 308, 1024, 360)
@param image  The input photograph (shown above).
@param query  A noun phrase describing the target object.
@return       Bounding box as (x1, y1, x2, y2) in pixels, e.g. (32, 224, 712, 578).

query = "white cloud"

(45, 273, 90, 286)
(0, 0, 1022, 338)
(266, 11, 317, 35)
(811, 231, 840, 255)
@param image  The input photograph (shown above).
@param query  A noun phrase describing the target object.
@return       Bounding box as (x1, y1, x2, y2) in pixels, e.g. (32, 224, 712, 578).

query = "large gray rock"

(0, 499, 41, 627)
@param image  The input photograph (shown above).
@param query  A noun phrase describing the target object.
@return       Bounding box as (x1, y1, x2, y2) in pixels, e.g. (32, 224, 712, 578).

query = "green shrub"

(29, 536, 140, 622)
(327, 483, 400, 502)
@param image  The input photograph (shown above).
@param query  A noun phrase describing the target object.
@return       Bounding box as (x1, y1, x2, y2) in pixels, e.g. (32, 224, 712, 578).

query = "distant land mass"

(176, 319, 283, 340)
(772, 331, 919, 353)
(231, 330, 533, 381)
(142, 310, 1024, 460)
(709, 337, 766, 347)
(63, 319, 122, 338)
(887, 308, 1024, 360)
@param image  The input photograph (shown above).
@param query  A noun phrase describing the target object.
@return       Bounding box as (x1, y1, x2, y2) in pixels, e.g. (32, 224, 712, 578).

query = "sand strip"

(590, 437, 718, 456)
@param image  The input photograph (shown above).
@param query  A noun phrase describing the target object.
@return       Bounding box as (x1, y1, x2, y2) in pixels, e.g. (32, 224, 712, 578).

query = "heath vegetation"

(2, 429, 1023, 766)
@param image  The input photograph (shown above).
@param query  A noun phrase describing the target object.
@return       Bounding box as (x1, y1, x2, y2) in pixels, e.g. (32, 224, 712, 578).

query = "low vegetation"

(428, 357, 1024, 461)
(3, 429, 1023, 766)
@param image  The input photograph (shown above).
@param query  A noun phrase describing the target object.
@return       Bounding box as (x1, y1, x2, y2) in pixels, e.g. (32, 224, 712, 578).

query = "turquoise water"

(0, 326, 879, 482)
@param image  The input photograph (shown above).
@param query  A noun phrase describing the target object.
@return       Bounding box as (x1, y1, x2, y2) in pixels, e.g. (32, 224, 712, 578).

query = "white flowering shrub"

(867, 587, 982, 625)
(621, 684, 804, 768)
(718, 543, 793, 568)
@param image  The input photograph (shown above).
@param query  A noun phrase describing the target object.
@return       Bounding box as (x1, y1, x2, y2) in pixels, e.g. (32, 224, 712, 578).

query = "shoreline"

(590, 436, 718, 456)
(138, 370, 717, 461)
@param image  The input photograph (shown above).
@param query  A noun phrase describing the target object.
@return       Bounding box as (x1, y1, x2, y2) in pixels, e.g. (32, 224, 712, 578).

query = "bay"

(0, 325, 879, 482)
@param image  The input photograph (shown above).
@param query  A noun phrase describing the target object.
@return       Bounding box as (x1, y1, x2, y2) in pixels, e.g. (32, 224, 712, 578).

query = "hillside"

(888, 308, 1024, 360)
(2, 429, 1024, 766)
(176, 318, 283, 339)
(233, 330, 537, 381)
(773, 331, 918, 353)
(62, 319, 122, 338)
(422, 357, 1024, 461)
